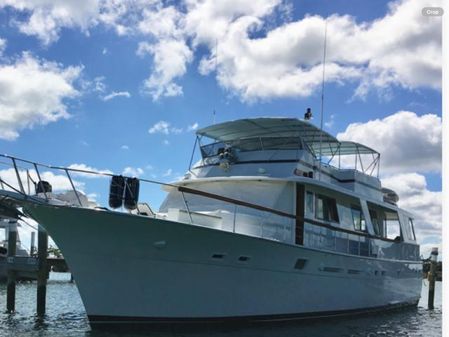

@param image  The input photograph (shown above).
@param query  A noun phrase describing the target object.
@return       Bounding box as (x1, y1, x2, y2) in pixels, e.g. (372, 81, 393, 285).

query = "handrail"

(0, 153, 396, 243)
(178, 186, 396, 243)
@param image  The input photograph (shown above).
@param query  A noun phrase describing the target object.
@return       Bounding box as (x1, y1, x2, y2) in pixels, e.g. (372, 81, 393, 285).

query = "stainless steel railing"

(0, 153, 400, 259)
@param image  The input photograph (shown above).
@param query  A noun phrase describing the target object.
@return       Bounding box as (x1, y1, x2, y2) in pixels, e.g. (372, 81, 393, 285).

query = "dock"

(2, 218, 71, 315)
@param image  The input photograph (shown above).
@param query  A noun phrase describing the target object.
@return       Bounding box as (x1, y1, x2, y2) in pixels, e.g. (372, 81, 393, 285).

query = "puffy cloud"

(0, 38, 6, 55)
(67, 163, 113, 177)
(148, 120, 183, 135)
(337, 111, 441, 174)
(2, 0, 442, 101)
(162, 168, 172, 177)
(148, 120, 170, 134)
(0, 0, 100, 45)
(138, 39, 193, 99)
(0, 168, 84, 192)
(0, 53, 82, 140)
(381, 173, 441, 255)
(187, 122, 199, 131)
(184, 0, 280, 47)
(206, 0, 441, 101)
(102, 90, 131, 101)
(122, 166, 144, 177)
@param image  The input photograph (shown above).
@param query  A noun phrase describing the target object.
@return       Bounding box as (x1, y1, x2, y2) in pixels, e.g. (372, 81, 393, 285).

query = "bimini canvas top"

(196, 118, 379, 156)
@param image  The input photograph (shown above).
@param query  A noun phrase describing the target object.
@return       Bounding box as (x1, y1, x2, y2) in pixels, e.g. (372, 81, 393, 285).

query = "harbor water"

(0, 273, 442, 337)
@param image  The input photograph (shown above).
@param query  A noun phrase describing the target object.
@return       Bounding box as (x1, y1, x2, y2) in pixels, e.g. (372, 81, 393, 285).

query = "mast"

(318, 19, 328, 181)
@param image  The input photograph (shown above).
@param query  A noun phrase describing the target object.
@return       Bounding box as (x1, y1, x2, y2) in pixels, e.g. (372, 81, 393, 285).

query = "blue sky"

(0, 0, 442, 256)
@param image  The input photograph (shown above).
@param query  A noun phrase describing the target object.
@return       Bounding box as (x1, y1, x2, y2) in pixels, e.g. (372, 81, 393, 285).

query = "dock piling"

(427, 247, 438, 310)
(6, 220, 17, 313)
(36, 226, 48, 316)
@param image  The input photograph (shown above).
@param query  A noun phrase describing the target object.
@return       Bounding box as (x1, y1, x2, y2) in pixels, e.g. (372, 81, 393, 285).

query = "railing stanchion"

(358, 235, 361, 256)
(26, 169, 31, 195)
(347, 233, 350, 254)
(33, 163, 48, 201)
(334, 230, 337, 251)
(181, 192, 193, 224)
(11, 158, 25, 194)
(65, 169, 82, 206)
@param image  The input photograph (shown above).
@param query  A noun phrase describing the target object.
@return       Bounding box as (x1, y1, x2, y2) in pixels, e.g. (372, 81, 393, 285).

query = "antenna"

(318, 19, 328, 181)
(213, 38, 218, 124)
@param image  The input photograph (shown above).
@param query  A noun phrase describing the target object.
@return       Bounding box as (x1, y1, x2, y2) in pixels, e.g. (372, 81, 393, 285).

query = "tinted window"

(315, 195, 339, 223)
(407, 218, 416, 241)
(384, 211, 401, 240)
(351, 207, 366, 231)
(306, 191, 314, 214)
(369, 209, 381, 236)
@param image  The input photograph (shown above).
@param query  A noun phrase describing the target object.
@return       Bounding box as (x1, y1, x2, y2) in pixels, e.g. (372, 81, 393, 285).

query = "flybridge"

(195, 117, 381, 177)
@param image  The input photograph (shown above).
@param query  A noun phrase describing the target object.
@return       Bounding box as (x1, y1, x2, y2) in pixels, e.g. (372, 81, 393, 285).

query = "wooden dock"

(2, 219, 71, 315)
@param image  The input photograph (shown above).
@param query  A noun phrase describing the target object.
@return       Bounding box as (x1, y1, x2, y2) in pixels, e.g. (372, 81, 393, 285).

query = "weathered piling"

(428, 247, 438, 310)
(37, 225, 48, 316)
(6, 220, 17, 313)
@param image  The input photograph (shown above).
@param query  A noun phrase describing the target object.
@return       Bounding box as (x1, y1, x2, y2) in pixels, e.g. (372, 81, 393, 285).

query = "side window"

(316, 195, 324, 220)
(305, 191, 314, 215)
(351, 207, 366, 231)
(407, 218, 416, 241)
(384, 211, 401, 241)
(315, 194, 339, 223)
(369, 209, 381, 236)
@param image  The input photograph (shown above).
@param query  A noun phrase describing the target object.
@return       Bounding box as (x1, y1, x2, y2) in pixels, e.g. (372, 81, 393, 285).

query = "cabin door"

(295, 184, 305, 245)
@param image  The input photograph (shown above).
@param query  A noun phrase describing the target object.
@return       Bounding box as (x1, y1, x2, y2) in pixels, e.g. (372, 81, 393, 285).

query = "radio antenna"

(318, 19, 328, 181)
(213, 38, 218, 124)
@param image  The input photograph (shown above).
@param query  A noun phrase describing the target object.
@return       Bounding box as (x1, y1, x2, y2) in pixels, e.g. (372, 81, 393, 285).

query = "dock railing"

(0, 153, 397, 258)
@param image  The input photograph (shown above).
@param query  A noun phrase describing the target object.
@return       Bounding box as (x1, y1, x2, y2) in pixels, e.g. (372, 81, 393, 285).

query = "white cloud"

(162, 139, 170, 145)
(162, 168, 172, 177)
(337, 111, 441, 174)
(148, 120, 170, 134)
(0, 168, 84, 192)
(102, 90, 131, 101)
(0, 52, 82, 140)
(2, 0, 441, 101)
(148, 120, 183, 135)
(0, 38, 6, 55)
(381, 173, 441, 256)
(121, 144, 129, 150)
(67, 163, 113, 178)
(122, 166, 144, 177)
(139, 39, 193, 100)
(1, 0, 101, 45)
(187, 122, 199, 131)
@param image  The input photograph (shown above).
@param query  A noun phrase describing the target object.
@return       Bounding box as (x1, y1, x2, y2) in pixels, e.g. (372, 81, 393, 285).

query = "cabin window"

(407, 218, 416, 241)
(384, 211, 401, 241)
(315, 194, 339, 223)
(305, 191, 314, 214)
(369, 209, 381, 236)
(351, 206, 366, 231)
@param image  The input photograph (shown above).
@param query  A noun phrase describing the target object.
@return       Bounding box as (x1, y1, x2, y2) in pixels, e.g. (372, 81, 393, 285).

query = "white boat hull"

(24, 203, 422, 324)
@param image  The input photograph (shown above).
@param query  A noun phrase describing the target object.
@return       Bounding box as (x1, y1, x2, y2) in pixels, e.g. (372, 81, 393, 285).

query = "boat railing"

(0, 153, 398, 259)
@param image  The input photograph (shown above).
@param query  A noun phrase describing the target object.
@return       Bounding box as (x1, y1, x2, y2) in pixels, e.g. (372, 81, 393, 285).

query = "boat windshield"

(200, 136, 303, 158)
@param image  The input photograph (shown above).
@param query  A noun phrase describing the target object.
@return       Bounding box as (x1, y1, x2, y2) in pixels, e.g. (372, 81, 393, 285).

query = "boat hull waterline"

(23, 202, 422, 325)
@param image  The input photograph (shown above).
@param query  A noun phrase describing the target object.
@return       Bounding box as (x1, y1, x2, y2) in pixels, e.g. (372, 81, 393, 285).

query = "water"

(0, 273, 442, 337)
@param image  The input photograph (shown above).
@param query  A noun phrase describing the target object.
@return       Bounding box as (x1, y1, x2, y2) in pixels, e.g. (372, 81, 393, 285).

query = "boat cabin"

(159, 118, 418, 261)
